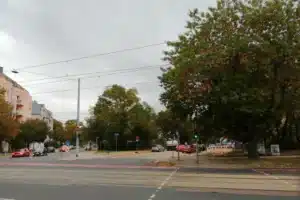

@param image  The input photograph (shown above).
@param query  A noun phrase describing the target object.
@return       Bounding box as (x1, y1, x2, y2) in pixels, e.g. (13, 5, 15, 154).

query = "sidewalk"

(96, 150, 153, 157)
(59, 151, 106, 161)
(60, 150, 151, 160)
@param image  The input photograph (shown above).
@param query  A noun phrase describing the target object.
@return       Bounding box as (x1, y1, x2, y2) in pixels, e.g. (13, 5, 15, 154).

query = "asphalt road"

(0, 182, 299, 200)
(0, 151, 299, 199)
(0, 164, 298, 200)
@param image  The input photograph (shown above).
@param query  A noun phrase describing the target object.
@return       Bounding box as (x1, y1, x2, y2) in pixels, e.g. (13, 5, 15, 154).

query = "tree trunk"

(247, 140, 259, 159)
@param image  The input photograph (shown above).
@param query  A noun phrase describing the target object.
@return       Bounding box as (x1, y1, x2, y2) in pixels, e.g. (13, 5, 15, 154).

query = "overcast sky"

(0, 0, 216, 122)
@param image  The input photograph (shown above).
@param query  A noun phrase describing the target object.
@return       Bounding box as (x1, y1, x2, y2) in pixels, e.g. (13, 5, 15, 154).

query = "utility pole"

(196, 136, 199, 164)
(172, 135, 175, 158)
(176, 131, 180, 161)
(96, 137, 99, 151)
(76, 78, 81, 157)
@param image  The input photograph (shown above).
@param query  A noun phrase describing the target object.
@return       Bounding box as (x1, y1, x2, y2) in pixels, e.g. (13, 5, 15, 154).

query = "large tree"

(0, 87, 18, 141)
(86, 84, 158, 150)
(160, 0, 300, 158)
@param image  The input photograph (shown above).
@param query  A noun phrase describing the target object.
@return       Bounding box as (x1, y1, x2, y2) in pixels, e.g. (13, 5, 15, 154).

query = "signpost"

(194, 134, 199, 164)
(114, 133, 119, 152)
(270, 144, 280, 156)
(172, 135, 176, 158)
(135, 136, 139, 152)
(66, 140, 70, 146)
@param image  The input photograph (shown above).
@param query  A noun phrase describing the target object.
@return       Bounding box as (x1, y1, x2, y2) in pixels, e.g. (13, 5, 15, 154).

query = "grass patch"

(156, 161, 176, 167)
(146, 160, 176, 167)
(205, 149, 300, 168)
(206, 155, 300, 168)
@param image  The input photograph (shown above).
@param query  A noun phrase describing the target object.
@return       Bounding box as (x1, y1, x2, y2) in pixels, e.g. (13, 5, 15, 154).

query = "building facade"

(31, 101, 53, 131)
(0, 67, 32, 122)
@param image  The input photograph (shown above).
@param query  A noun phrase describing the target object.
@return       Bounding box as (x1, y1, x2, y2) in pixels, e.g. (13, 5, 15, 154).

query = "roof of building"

(0, 72, 29, 93)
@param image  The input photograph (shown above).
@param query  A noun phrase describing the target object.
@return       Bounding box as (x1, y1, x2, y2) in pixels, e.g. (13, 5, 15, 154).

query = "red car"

(176, 145, 186, 152)
(59, 145, 69, 152)
(176, 144, 196, 154)
(11, 148, 31, 158)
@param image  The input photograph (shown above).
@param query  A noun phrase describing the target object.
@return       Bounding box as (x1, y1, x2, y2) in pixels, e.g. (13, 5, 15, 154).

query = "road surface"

(0, 151, 299, 199)
(0, 165, 298, 199)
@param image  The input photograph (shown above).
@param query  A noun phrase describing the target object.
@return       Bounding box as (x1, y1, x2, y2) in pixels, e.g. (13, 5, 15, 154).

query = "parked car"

(176, 144, 186, 152)
(183, 144, 196, 154)
(166, 139, 178, 151)
(176, 144, 196, 154)
(68, 145, 76, 150)
(59, 145, 69, 152)
(84, 144, 92, 151)
(151, 144, 165, 152)
(46, 146, 56, 153)
(11, 148, 31, 158)
(33, 149, 48, 157)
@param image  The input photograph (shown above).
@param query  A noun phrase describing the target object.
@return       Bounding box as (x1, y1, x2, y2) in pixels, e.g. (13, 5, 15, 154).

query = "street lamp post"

(76, 78, 81, 157)
(96, 137, 99, 151)
(176, 131, 180, 161)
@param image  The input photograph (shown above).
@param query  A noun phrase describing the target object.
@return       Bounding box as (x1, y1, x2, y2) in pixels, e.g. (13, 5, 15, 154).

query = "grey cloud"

(1, 0, 216, 121)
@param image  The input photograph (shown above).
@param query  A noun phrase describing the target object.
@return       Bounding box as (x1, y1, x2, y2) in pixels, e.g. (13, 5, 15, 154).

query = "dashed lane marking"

(147, 167, 179, 200)
(252, 169, 298, 188)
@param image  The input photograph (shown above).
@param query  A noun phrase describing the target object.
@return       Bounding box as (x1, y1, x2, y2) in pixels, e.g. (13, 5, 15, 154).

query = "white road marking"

(0, 198, 15, 200)
(252, 169, 297, 188)
(147, 167, 179, 200)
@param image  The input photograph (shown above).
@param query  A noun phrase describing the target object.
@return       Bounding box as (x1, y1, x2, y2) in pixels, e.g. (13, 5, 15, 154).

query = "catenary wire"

(14, 42, 166, 72)
(21, 64, 168, 86)
(31, 80, 159, 96)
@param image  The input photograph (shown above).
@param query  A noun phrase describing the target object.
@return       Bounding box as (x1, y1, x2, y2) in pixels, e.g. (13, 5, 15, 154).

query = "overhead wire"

(11, 42, 168, 119)
(31, 80, 159, 96)
(21, 64, 168, 86)
(14, 42, 166, 72)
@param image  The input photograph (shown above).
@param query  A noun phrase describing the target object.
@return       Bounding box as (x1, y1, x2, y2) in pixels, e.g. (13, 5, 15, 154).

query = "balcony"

(15, 110, 24, 117)
(16, 99, 23, 108)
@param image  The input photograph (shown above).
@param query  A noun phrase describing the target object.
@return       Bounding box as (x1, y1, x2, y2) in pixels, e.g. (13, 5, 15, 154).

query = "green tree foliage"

(14, 119, 50, 148)
(0, 87, 19, 141)
(160, 0, 300, 158)
(64, 119, 77, 141)
(86, 84, 158, 150)
(51, 119, 65, 142)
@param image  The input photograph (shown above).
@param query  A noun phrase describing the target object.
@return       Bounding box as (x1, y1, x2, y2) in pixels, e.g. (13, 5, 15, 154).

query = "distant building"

(31, 101, 53, 131)
(0, 66, 32, 122)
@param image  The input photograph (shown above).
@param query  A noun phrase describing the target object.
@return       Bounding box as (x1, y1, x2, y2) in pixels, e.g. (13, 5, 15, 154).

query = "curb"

(0, 162, 177, 170)
(253, 168, 300, 172)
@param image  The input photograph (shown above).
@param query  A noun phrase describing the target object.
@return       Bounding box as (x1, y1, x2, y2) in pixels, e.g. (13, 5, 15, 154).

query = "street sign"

(136, 136, 140, 142)
(66, 140, 70, 146)
(114, 133, 119, 137)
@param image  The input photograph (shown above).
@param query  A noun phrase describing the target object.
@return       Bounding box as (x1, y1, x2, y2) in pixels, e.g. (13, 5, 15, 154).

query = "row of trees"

(0, 87, 81, 149)
(1, 84, 169, 151)
(158, 0, 300, 158)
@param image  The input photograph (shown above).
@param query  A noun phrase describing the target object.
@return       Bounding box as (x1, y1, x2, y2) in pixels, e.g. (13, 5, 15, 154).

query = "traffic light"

(194, 134, 199, 139)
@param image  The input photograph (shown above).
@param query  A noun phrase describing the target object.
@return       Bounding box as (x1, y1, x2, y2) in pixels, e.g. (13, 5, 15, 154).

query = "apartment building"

(31, 101, 54, 131)
(0, 67, 32, 122)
